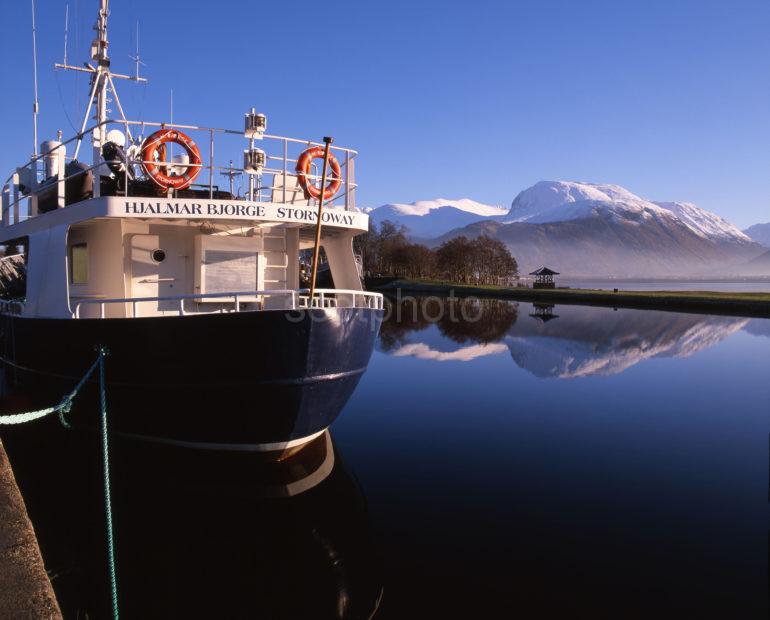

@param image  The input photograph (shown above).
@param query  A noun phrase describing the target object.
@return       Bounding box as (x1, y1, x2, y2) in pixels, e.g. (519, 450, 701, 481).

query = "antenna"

(221, 160, 242, 196)
(169, 88, 174, 160)
(55, 1, 147, 84)
(31, 0, 40, 157)
(63, 4, 69, 67)
(128, 21, 146, 81)
(53, 0, 147, 171)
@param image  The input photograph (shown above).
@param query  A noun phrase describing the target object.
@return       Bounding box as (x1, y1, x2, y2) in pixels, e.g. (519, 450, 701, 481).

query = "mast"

(55, 0, 147, 168)
(91, 0, 110, 195)
(31, 0, 40, 158)
(94, 0, 110, 132)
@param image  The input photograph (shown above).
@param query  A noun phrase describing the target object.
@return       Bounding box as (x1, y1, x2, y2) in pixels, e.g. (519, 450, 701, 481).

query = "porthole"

(151, 249, 166, 263)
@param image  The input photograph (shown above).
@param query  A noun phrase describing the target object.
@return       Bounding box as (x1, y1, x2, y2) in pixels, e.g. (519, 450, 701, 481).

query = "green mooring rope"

(98, 351, 119, 620)
(0, 354, 101, 426)
(0, 347, 119, 619)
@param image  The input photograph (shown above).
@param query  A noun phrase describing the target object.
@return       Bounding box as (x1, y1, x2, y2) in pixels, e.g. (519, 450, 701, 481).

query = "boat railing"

(72, 288, 383, 319)
(2, 118, 360, 227)
(296, 289, 384, 310)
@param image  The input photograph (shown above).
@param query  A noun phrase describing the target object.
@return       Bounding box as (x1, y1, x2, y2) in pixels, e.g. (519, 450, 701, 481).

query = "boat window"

(70, 243, 89, 285)
(152, 249, 166, 263)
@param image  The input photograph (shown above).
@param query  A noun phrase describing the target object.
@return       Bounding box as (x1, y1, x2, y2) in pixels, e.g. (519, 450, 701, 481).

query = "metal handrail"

(2, 117, 361, 227)
(73, 288, 383, 318)
(296, 288, 384, 310)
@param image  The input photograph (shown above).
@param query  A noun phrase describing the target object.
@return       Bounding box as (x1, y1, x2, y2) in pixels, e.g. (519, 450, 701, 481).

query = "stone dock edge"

(0, 439, 62, 618)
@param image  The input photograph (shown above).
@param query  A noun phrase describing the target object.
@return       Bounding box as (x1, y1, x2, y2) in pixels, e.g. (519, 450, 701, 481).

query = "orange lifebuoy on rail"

(140, 129, 202, 191)
(295, 146, 342, 200)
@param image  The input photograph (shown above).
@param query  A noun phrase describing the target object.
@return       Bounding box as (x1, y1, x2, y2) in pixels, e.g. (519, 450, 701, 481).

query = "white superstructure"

(0, 1, 381, 321)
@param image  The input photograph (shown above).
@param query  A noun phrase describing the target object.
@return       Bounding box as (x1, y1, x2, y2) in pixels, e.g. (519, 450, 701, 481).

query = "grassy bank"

(369, 279, 770, 318)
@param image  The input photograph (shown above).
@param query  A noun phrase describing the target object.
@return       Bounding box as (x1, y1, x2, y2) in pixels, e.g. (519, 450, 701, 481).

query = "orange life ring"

(140, 129, 202, 191)
(295, 146, 342, 200)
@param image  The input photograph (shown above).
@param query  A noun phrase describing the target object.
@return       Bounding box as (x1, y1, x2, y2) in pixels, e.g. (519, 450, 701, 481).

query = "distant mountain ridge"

(743, 222, 770, 247)
(366, 198, 507, 238)
(365, 181, 764, 277)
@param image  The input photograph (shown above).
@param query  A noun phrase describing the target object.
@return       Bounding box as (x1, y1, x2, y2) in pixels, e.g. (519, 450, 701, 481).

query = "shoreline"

(0, 439, 61, 618)
(369, 279, 770, 318)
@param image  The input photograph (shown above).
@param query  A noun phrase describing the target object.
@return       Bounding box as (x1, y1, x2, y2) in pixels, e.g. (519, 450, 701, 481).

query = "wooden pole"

(309, 136, 333, 306)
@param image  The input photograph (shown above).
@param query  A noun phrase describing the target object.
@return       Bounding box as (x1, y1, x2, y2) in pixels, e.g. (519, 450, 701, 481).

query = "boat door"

(129, 234, 178, 316)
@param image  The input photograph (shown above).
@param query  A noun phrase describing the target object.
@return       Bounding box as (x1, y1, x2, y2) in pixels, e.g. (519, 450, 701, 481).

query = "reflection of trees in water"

(379, 296, 518, 351)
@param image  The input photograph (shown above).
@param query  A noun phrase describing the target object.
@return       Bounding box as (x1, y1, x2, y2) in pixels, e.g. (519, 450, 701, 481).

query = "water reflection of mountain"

(379, 297, 517, 362)
(506, 306, 748, 378)
(1, 426, 382, 618)
(378, 297, 749, 378)
(743, 318, 770, 338)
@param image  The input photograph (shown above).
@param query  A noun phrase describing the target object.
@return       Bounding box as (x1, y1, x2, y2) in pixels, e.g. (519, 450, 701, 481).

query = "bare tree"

(361, 224, 518, 286)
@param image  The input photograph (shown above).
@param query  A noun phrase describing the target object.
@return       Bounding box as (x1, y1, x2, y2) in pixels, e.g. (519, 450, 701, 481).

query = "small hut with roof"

(529, 266, 559, 289)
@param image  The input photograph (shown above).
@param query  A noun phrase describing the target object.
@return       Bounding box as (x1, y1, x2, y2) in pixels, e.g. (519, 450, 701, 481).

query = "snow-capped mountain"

(506, 181, 751, 243)
(653, 201, 750, 243)
(506, 182, 646, 223)
(743, 222, 770, 247)
(367, 198, 507, 238)
(425, 181, 763, 276)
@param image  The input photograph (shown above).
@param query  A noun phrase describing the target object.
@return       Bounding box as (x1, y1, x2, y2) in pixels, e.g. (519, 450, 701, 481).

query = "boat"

(0, 0, 384, 450)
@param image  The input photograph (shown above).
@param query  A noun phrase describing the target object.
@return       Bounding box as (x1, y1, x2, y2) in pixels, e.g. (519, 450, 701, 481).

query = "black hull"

(0, 308, 383, 447)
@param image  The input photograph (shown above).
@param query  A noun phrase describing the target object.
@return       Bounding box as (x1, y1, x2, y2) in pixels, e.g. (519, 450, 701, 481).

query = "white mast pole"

(92, 0, 110, 197)
(60, 1, 147, 159)
(133, 22, 140, 80)
(63, 4, 69, 66)
(31, 0, 40, 158)
(95, 0, 110, 127)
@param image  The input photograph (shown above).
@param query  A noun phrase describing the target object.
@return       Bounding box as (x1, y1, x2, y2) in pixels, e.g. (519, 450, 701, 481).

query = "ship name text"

(121, 200, 359, 227)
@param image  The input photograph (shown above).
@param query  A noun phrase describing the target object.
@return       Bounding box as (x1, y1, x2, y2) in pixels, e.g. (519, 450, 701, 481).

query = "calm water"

(2, 299, 769, 618)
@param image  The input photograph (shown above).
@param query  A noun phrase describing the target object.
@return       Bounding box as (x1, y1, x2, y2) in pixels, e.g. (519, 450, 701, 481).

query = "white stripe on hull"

(113, 428, 328, 452)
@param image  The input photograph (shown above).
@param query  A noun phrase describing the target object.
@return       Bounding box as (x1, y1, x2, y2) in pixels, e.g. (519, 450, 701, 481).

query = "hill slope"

(743, 222, 770, 247)
(426, 181, 763, 277)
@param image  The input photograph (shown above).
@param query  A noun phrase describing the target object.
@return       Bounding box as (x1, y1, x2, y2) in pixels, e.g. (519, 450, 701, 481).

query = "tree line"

(354, 220, 519, 284)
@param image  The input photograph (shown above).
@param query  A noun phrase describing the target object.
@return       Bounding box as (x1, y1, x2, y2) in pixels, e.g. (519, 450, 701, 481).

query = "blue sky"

(1, 0, 769, 227)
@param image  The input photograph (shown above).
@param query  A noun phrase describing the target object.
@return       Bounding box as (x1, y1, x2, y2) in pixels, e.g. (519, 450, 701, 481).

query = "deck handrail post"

(344, 150, 350, 211)
(282, 139, 288, 204)
(209, 129, 214, 199)
(11, 172, 20, 225)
